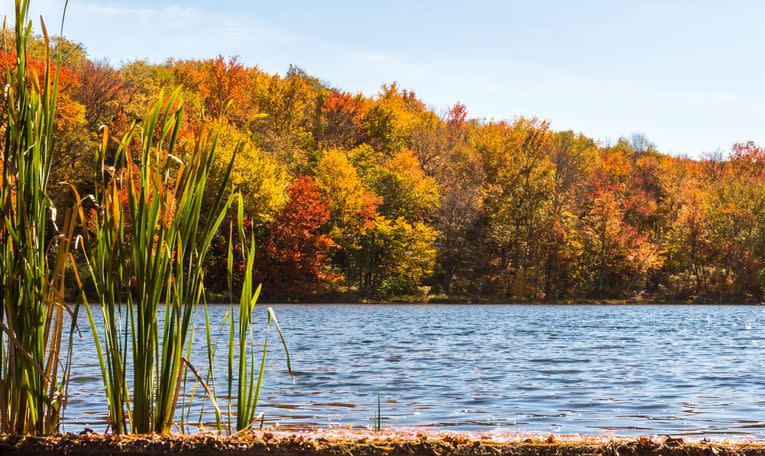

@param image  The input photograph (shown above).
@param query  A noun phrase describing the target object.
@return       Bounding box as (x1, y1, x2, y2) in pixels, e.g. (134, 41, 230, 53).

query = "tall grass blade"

(81, 94, 235, 434)
(0, 0, 78, 435)
(229, 205, 294, 432)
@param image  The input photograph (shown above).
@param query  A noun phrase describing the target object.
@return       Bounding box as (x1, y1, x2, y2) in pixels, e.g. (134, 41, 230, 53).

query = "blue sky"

(5, 0, 765, 156)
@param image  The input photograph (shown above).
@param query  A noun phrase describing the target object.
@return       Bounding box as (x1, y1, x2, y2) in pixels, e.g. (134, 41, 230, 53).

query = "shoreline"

(3, 431, 765, 455)
(200, 295, 765, 305)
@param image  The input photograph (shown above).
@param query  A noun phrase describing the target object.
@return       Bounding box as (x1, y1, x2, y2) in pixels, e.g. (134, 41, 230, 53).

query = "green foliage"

(374, 386, 381, 432)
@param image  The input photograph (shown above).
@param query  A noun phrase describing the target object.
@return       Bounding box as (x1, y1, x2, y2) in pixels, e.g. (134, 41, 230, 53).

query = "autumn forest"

(10, 35, 765, 304)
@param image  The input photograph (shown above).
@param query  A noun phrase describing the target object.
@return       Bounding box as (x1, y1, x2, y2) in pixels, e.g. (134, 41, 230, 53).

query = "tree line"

(7, 35, 765, 302)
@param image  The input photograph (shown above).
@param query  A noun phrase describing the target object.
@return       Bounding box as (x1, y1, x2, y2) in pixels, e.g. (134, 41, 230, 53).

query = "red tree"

(256, 176, 337, 297)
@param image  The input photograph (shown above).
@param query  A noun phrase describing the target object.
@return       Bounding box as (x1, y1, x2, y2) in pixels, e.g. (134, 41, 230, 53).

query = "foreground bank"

(1, 432, 762, 456)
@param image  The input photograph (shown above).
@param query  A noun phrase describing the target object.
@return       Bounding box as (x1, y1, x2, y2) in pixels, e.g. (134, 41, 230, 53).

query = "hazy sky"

(5, 0, 765, 156)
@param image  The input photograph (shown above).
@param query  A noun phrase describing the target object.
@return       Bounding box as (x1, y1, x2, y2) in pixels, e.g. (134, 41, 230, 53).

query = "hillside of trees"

(7, 36, 765, 303)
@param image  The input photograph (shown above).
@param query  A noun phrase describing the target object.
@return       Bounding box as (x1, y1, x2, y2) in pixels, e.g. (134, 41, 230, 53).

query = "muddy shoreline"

(3, 432, 765, 456)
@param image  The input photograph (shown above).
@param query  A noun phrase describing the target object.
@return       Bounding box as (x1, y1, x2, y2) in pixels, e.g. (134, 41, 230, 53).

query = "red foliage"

(447, 102, 468, 130)
(256, 176, 337, 297)
(0, 50, 79, 95)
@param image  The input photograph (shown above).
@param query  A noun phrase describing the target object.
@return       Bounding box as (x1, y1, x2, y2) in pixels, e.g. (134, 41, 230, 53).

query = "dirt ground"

(2, 431, 765, 456)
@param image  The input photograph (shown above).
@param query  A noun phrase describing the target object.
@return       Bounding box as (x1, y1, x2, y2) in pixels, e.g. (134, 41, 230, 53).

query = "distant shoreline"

(74, 290, 765, 306)
(200, 293, 765, 305)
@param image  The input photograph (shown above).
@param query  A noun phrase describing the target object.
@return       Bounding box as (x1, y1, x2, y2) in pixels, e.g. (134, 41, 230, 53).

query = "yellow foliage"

(377, 149, 440, 220)
(372, 216, 437, 294)
(315, 148, 366, 226)
(206, 123, 289, 223)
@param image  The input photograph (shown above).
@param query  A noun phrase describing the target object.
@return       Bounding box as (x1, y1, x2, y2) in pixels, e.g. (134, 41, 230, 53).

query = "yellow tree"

(315, 147, 381, 289)
(477, 119, 555, 298)
(375, 148, 440, 221)
(365, 217, 437, 297)
(315, 148, 368, 230)
(204, 123, 289, 224)
(251, 72, 318, 169)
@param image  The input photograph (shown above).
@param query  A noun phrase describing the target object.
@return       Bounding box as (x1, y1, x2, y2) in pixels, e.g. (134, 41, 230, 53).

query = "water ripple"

(61, 304, 765, 437)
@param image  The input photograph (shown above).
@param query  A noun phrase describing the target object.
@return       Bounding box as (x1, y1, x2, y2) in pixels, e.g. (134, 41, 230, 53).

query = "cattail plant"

(0, 0, 79, 435)
(80, 88, 236, 434)
(227, 199, 293, 432)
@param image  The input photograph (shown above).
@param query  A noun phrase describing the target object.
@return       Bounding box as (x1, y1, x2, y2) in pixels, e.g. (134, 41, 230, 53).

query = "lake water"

(63, 304, 765, 437)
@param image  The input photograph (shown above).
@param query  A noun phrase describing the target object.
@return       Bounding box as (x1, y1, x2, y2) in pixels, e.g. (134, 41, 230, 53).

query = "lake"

(63, 304, 765, 437)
